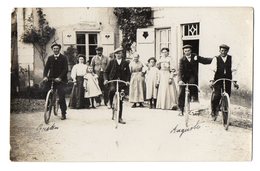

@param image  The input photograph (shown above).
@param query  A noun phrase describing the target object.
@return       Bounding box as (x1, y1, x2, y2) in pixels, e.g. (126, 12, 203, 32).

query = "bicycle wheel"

(184, 92, 190, 127)
(53, 91, 59, 116)
(44, 90, 53, 124)
(112, 92, 120, 129)
(221, 93, 231, 130)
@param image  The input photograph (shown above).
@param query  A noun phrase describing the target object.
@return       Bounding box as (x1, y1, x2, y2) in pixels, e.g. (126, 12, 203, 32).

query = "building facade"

(136, 7, 253, 90)
(12, 7, 253, 92)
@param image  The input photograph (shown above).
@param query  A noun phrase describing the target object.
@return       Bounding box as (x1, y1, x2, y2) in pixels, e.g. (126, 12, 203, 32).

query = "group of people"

(43, 42, 238, 123)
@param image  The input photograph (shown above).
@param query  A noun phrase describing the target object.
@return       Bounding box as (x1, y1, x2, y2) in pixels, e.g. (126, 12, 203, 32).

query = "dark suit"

(43, 54, 68, 116)
(104, 59, 130, 119)
(178, 54, 212, 112)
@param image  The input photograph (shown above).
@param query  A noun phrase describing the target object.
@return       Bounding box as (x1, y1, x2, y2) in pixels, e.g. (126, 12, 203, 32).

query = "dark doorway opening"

(183, 39, 199, 55)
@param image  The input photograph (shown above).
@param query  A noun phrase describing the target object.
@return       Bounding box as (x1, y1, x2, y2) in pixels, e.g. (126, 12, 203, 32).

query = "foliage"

(114, 7, 153, 52)
(64, 45, 78, 66)
(21, 8, 56, 67)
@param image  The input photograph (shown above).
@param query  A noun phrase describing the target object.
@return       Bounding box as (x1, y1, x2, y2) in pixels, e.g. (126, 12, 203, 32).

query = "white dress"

(146, 66, 159, 99)
(83, 73, 102, 98)
(156, 57, 178, 109)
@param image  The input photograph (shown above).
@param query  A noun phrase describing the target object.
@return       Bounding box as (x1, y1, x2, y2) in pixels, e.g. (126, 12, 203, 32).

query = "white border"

(1, 0, 258, 171)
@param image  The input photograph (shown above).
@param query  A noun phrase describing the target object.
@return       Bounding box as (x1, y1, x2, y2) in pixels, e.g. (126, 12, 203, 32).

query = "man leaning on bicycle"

(209, 44, 239, 120)
(43, 43, 68, 120)
(104, 47, 130, 124)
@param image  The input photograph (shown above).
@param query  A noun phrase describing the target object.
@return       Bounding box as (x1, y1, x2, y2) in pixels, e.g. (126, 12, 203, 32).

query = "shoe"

(107, 105, 112, 109)
(91, 106, 96, 109)
(119, 118, 126, 124)
(211, 112, 218, 121)
(178, 112, 184, 116)
(139, 103, 144, 107)
(171, 105, 178, 110)
(131, 103, 137, 108)
(61, 115, 66, 120)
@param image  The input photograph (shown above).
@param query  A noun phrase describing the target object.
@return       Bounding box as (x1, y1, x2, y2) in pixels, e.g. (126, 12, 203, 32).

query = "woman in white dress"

(69, 55, 89, 109)
(156, 48, 178, 110)
(129, 53, 146, 108)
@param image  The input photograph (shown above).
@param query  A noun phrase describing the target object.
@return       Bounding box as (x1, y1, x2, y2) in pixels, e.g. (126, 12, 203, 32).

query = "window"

(155, 28, 172, 58)
(76, 33, 99, 63)
(182, 23, 200, 37)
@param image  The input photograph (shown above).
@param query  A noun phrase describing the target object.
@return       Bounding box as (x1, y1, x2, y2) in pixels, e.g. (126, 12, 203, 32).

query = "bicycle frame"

(106, 79, 128, 128)
(179, 83, 200, 127)
(43, 78, 61, 124)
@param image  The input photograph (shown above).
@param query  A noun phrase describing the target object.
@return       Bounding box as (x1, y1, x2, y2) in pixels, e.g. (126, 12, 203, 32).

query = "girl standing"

(84, 66, 102, 108)
(145, 57, 159, 109)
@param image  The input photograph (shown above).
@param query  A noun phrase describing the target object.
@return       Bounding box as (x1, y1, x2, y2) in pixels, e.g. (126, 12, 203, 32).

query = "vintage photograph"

(10, 7, 253, 161)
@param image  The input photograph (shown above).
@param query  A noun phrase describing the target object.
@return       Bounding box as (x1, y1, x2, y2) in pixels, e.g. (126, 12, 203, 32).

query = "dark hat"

(113, 47, 123, 54)
(219, 44, 230, 50)
(51, 43, 61, 49)
(148, 57, 157, 63)
(95, 46, 103, 51)
(77, 54, 86, 59)
(161, 47, 169, 52)
(182, 44, 192, 49)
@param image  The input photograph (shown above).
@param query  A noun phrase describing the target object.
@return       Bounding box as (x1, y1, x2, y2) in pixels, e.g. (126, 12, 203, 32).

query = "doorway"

(182, 39, 199, 55)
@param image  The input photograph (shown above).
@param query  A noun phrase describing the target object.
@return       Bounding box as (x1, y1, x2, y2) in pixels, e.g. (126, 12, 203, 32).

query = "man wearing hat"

(178, 44, 212, 116)
(209, 44, 239, 120)
(43, 43, 68, 120)
(91, 46, 110, 106)
(104, 47, 130, 124)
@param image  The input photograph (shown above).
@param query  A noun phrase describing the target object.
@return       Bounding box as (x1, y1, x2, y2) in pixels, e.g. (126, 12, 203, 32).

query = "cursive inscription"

(170, 120, 202, 138)
(36, 123, 59, 132)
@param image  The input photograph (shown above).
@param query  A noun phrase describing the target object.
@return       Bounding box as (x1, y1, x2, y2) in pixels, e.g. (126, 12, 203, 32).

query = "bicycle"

(42, 78, 60, 124)
(179, 83, 200, 127)
(106, 79, 128, 129)
(210, 78, 238, 130)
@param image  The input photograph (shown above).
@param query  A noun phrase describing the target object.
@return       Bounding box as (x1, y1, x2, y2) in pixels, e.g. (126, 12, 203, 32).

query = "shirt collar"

(54, 53, 60, 57)
(221, 55, 227, 58)
(186, 55, 191, 59)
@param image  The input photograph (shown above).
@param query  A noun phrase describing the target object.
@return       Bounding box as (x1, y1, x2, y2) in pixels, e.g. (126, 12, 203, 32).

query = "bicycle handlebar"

(41, 78, 66, 84)
(179, 83, 201, 92)
(106, 79, 129, 85)
(211, 78, 237, 86)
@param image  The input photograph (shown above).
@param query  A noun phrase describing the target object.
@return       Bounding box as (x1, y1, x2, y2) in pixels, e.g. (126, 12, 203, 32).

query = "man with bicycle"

(178, 44, 212, 116)
(104, 47, 130, 124)
(209, 44, 239, 120)
(43, 43, 68, 120)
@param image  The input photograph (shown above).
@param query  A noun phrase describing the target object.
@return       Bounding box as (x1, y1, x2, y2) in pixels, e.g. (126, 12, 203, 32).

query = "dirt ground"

(10, 101, 252, 162)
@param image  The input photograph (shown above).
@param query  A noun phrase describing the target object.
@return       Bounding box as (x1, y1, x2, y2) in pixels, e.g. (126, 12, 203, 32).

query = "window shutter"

(136, 28, 155, 63)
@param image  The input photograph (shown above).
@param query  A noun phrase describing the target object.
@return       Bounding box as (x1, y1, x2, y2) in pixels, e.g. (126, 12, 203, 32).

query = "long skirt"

(69, 76, 89, 109)
(156, 70, 178, 110)
(129, 72, 146, 103)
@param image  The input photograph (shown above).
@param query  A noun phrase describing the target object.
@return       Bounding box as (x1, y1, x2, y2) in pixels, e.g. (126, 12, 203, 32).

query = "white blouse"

(71, 64, 88, 81)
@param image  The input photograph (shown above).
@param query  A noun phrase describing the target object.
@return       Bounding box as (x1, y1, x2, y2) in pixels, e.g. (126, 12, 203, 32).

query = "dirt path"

(10, 102, 252, 161)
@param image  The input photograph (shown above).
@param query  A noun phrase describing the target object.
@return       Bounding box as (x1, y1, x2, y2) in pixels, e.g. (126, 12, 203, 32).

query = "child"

(83, 66, 102, 108)
(145, 57, 159, 109)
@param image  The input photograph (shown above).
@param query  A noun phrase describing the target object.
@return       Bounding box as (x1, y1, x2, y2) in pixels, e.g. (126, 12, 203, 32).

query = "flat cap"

(95, 46, 103, 51)
(219, 44, 230, 50)
(51, 43, 61, 49)
(113, 47, 123, 53)
(182, 44, 192, 49)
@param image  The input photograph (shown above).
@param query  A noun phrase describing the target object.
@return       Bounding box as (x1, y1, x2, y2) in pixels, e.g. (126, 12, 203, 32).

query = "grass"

(11, 98, 45, 114)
